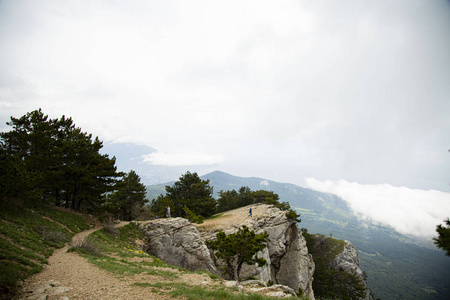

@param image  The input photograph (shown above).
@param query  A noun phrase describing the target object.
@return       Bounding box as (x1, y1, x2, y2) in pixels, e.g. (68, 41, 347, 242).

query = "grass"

(0, 204, 91, 296)
(204, 212, 224, 220)
(70, 223, 184, 278)
(133, 282, 295, 300)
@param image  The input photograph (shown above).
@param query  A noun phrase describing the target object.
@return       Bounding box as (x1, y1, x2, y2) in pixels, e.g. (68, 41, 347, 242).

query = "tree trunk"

(233, 255, 240, 282)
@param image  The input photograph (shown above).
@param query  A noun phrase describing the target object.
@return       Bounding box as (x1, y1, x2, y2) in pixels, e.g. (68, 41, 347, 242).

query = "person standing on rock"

(249, 207, 252, 217)
(166, 206, 171, 218)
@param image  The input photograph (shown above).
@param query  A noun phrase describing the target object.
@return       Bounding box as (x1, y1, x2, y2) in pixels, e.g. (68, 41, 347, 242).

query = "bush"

(285, 209, 301, 223)
(69, 236, 102, 255)
(183, 205, 203, 224)
(37, 225, 69, 243)
(103, 223, 119, 237)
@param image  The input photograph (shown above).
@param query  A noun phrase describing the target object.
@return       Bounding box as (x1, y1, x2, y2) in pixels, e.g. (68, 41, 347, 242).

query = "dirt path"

(18, 222, 172, 300)
(196, 204, 265, 233)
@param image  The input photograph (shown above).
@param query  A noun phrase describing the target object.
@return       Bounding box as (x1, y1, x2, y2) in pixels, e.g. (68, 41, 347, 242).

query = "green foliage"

(206, 226, 268, 282)
(433, 218, 450, 256)
(303, 232, 367, 300)
(183, 205, 204, 224)
(151, 171, 216, 218)
(285, 209, 301, 223)
(216, 186, 300, 223)
(107, 170, 148, 220)
(312, 256, 367, 300)
(0, 109, 122, 212)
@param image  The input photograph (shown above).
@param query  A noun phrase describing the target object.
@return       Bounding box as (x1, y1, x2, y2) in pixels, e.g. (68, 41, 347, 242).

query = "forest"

(0, 109, 147, 221)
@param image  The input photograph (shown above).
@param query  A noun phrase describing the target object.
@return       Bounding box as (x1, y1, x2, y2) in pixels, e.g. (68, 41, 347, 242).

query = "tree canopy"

(434, 218, 450, 256)
(150, 171, 216, 219)
(107, 170, 148, 221)
(0, 109, 122, 213)
(206, 225, 268, 282)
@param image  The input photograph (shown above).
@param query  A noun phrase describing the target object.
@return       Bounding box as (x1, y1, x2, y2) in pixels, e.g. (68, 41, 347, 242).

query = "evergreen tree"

(149, 194, 174, 218)
(206, 225, 268, 282)
(0, 109, 121, 212)
(217, 189, 239, 212)
(108, 170, 148, 220)
(163, 171, 216, 218)
(434, 218, 450, 256)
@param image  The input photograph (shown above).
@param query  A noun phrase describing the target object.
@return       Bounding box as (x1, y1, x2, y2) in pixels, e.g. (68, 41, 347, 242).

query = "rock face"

(139, 205, 315, 299)
(332, 240, 362, 276)
(306, 234, 371, 300)
(139, 218, 217, 274)
(199, 204, 315, 299)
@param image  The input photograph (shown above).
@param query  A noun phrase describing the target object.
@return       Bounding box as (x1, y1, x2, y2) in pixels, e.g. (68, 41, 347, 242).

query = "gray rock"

(276, 224, 314, 297)
(249, 284, 297, 297)
(139, 218, 217, 273)
(202, 204, 315, 299)
(140, 205, 315, 299)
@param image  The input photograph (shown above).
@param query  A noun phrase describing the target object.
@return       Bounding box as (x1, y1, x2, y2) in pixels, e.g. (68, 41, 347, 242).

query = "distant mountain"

(146, 170, 450, 300)
(101, 142, 195, 185)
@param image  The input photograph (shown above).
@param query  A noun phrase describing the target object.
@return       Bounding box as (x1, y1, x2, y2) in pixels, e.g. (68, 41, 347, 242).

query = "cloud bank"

(306, 178, 450, 239)
(142, 150, 223, 166)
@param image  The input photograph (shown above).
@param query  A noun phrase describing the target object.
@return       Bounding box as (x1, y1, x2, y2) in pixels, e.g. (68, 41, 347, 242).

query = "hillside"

(2, 204, 308, 300)
(146, 171, 450, 299)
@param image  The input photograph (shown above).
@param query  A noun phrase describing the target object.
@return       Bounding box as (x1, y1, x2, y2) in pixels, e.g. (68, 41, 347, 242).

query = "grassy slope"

(0, 204, 92, 296)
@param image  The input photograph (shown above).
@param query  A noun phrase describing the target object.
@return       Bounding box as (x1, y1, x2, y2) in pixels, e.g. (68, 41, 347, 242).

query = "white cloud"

(141, 150, 223, 167)
(306, 178, 450, 239)
(0, 0, 449, 191)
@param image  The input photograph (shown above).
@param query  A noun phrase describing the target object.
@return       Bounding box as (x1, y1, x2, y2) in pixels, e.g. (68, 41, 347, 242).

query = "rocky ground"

(195, 204, 265, 233)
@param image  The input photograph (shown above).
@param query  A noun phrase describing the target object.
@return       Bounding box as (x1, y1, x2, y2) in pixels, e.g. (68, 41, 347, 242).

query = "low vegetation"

(303, 231, 368, 300)
(0, 204, 91, 296)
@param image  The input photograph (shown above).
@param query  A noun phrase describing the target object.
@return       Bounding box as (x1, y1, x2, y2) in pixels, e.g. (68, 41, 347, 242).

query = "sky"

(1, 0, 449, 238)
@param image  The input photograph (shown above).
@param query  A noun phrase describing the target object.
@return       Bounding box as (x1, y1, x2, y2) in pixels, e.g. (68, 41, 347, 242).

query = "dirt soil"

(196, 204, 265, 233)
(17, 222, 211, 300)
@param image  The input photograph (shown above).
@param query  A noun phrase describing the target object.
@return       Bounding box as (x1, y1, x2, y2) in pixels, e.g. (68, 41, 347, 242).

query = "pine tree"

(108, 170, 147, 220)
(0, 109, 121, 211)
(206, 225, 268, 282)
(163, 171, 216, 218)
(434, 218, 450, 256)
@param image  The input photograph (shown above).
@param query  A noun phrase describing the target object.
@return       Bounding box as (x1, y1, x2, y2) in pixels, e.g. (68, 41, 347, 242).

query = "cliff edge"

(140, 204, 315, 298)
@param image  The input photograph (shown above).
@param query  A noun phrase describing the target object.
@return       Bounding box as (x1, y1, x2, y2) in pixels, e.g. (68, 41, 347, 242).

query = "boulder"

(139, 218, 217, 274)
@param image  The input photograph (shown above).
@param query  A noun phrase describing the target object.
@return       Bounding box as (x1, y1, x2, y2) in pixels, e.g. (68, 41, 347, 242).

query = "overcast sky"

(1, 0, 449, 238)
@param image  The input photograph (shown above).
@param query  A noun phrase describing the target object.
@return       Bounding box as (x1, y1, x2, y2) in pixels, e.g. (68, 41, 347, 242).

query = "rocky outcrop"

(305, 234, 371, 300)
(199, 204, 315, 299)
(139, 218, 217, 274)
(139, 205, 315, 298)
(332, 240, 363, 277)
